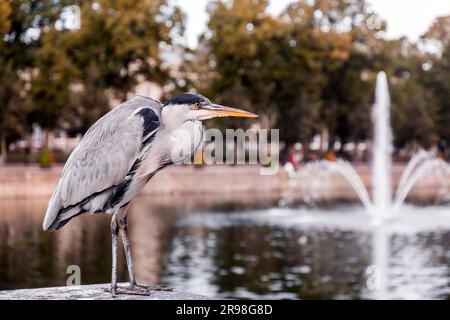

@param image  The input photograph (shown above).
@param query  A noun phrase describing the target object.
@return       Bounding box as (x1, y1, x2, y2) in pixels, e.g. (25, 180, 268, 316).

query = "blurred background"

(1, 0, 450, 299)
(1, 0, 450, 163)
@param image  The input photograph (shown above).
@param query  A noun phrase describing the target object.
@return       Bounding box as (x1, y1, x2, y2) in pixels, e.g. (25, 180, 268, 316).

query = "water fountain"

(281, 71, 450, 299)
(372, 71, 392, 218)
(288, 71, 450, 221)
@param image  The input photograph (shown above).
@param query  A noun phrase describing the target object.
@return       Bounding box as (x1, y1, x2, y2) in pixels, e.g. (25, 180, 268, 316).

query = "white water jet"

(372, 72, 392, 217)
(392, 158, 448, 215)
(323, 160, 374, 214)
(394, 150, 431, 202)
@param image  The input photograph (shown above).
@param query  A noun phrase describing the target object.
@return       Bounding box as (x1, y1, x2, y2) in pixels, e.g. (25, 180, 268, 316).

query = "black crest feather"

(164, 93, 210, 106)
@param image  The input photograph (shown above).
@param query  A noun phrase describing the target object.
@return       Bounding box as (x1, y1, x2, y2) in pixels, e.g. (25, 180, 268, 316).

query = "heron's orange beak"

(206, 104, 258, 118)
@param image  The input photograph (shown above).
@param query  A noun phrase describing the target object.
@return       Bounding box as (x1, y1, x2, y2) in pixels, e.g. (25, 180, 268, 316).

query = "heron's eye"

(194, 102, 201, 109)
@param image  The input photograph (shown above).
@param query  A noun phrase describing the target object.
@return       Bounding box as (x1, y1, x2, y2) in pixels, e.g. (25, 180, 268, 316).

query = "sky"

(178, 0, 450, 49)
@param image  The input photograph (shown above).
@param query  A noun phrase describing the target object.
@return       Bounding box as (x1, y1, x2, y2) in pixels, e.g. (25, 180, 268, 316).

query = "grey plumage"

(43, 96, 162, 230)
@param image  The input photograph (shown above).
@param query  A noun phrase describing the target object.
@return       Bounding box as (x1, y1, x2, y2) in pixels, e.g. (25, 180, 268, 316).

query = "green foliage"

(429, 45, 450, 152)
(197, 0, 449, 155)
(1, 0, 450, 159)
(66, 0, 184, 98)
(39, 149, 53, 168)
(201, 0, 385, 151)
(0, 1, 73, 154)
(29, 28, 79, 131)
(0, 0, 185, 145)
(35, 0, 184, 135)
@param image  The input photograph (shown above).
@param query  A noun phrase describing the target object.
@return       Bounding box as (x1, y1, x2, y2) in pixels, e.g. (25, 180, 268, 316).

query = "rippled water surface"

(0, 195, 449, 299)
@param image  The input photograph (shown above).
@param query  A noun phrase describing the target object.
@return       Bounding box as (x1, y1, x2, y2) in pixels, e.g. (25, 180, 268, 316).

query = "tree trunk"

(43, 128, 49, 151)
(320, 127, 329, 152)
(26, 132, 33, 165)
(0, 133, 6, 164)
(328, 135, 335, 152)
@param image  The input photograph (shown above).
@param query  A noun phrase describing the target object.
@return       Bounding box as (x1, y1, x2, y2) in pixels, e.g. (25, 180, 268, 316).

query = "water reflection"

(164, 224, 370, 299)
(0, 196, 449, 299)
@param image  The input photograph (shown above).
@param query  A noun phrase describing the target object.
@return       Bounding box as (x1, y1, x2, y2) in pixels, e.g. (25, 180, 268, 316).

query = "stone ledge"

(0, 283, 211, 300)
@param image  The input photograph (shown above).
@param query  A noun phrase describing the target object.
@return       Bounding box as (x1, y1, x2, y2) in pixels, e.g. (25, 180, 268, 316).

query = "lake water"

(0, 194, 449, 299)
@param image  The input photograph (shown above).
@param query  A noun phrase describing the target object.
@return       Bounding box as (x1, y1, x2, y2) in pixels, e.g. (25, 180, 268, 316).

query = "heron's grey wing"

(43, 96, 161, 230)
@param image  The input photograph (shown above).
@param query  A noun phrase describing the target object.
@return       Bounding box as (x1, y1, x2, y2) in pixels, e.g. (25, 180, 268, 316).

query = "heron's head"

(161, 93, 257, 127)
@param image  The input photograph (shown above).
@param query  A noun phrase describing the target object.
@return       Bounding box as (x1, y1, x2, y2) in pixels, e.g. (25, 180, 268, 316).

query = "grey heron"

(42, 93, 256, 295)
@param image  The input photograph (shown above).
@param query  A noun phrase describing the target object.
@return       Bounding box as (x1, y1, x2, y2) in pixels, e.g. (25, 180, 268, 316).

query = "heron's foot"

(103, 286, 118, 296)
(103, 283, 173, 296)
(131, 283, 174, 292)
(103, 285, 152, 296)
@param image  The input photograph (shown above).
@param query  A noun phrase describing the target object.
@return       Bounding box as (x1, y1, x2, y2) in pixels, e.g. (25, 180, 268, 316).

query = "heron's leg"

(110, 206, 172, 295)
(117, 211, 136, 287)
(117, 210, 172, 294)
(110, 214, 119, 296)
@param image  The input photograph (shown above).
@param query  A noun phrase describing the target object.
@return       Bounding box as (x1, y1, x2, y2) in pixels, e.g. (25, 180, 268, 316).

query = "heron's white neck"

(167, 119, 203, 164)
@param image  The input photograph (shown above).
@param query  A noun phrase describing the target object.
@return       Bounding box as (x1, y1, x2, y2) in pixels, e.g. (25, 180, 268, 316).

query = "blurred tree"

(422, 15, 450, 156)
(2, 0, 450, 163)
(203, 0, 278, 126)
(0, 0, 10, 34)
(431, 44, 450, 148)
(202, 0, 385, 156)
(379, 38, 438, 150)
(0, 62, 28, 163)
(0, 0, 69, 160)
(391, 77, 437, 149)
(66, 62, 109, 135)
(1, 0, 186, 157)
(432, 45, 450, 155)
(202, 0, 323, 156)
(423, 15, 450, 51)
(28, 28, 78, 149)
(57, 0, 185, 135)
(314, 0, 385, 151)
(0, 0, 12, 162)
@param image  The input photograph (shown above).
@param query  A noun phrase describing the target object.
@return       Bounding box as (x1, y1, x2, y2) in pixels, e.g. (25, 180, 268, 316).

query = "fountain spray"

(372, 71, 392, 218)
